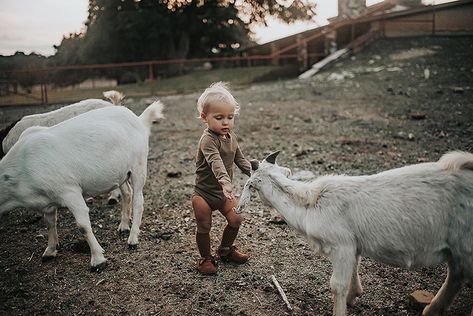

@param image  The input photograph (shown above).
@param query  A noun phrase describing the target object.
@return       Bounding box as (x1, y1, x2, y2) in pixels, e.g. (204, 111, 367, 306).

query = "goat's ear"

(264, 151, 280, 164)
(250, 160, 259, 171)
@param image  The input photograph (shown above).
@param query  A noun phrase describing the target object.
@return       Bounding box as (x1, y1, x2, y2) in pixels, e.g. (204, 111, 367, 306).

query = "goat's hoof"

(41, 255, 56, 262)
(118, 228, 130, 236)
(90, 261, 107, 272)
(128, 243, 138, 250)
(347, 298, 358, 307)
(347, 291, 362, 306)
(108, 198, 118, 205)
(42, 247, 58, 261)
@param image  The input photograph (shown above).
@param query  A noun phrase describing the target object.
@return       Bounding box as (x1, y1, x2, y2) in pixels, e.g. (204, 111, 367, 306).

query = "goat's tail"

(439, 151, 473, 172)
(139, 100, 165, 131)
(103, 90, 125, 105)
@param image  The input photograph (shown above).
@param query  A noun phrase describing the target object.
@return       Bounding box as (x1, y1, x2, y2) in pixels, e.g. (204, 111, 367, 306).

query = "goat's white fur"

(0, 101, 164, 269)
(237, 152, 473, 316)
(1, 90, 124, 154)
(0, 90, 129, 227)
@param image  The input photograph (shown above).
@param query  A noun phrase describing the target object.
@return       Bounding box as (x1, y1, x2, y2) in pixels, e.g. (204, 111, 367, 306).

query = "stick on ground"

(271, 275, 293, 310)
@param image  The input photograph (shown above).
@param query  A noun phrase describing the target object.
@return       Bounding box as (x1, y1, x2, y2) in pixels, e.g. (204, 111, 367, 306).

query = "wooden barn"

(245, 0, 473, 72)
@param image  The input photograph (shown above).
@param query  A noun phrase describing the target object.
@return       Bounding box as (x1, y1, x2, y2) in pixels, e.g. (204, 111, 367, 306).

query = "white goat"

(237, 151, 473, 316)
(0, 101, 164, 270)
(0, 90, 126, 209)
(1, 90, 124, 156)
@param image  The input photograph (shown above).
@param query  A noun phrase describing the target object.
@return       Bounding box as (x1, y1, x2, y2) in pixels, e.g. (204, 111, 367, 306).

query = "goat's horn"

(264, 151, 280, 164)
(250, 160, 259, 170)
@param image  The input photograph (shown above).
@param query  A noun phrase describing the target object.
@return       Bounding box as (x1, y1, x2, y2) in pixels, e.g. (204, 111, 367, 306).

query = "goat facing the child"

(0, 101, 164, 271)
(237, 151, 473, 316)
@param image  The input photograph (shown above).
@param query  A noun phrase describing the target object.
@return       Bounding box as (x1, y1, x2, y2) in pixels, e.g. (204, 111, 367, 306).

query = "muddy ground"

(1, 36, 472, 315)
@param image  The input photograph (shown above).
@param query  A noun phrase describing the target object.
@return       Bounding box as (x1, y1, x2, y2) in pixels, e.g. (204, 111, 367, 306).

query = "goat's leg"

(117, 180, 132, 233)
(42, 206, 59, 260)
(347, 254, 363, 305)
(330, 247, 356, 316)
(423, 257, 463, 316)
(63, 192, 107, 270)
(127, 172, 145, 249)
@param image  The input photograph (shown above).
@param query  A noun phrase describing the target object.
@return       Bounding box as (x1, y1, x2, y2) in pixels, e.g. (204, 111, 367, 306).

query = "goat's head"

(236, 150, 291, 213)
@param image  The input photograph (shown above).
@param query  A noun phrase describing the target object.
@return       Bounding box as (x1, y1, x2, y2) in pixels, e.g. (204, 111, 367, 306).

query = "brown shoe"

(197, 256, 217, 275)
(217, 245, 249, 264)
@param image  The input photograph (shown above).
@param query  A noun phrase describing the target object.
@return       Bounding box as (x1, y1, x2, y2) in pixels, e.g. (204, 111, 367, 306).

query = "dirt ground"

(1, 36, 472, 316)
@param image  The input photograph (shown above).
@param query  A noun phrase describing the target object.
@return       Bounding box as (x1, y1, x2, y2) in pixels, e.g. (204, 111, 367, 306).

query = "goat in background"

(1, 90, 124, 157)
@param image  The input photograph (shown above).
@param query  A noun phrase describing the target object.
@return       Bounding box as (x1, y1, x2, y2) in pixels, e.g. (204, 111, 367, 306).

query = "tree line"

(1, 0, 316, 90)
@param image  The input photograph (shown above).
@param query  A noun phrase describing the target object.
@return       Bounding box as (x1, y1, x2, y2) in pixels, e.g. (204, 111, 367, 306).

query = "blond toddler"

(192, 82, 251, 274)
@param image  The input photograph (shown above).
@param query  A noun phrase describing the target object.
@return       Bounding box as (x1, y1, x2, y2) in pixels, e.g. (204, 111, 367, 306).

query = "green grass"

(0, 66, 283, 106)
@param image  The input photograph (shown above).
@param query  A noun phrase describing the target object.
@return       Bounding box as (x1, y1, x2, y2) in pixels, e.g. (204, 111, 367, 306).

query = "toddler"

(192, 82, 251, 274)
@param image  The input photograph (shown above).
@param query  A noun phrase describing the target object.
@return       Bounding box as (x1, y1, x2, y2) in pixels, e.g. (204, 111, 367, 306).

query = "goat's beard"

(236, 182, 252, 213)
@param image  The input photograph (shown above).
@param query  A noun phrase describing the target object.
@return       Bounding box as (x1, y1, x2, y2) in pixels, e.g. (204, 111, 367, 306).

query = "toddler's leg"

(219, 198, 241, 247)
(192, 196, 217, 274)
(218, 198, 249, 263)
(192, 196, 213, 258)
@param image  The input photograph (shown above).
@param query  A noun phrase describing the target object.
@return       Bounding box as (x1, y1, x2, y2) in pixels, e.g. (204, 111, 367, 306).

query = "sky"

(0, 0, 449, 57)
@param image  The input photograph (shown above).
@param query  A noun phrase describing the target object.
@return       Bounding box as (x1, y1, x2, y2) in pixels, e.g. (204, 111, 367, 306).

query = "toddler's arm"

(235, 145, 251, 177)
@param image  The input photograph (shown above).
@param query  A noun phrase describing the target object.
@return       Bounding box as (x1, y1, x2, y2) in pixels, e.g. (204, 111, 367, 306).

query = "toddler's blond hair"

(197, 82, 240, 116)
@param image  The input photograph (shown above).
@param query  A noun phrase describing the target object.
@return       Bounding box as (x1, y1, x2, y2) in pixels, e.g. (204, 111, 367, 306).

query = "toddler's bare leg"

(192, 196, 213, 258)
(219, 198, 242, 247)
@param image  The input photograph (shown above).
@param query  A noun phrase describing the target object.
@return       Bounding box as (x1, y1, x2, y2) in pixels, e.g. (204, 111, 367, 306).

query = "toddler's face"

(201, 101, 235, 136)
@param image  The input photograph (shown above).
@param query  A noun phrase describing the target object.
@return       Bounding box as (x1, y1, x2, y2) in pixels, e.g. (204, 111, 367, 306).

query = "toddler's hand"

(219, 180, 234, 200)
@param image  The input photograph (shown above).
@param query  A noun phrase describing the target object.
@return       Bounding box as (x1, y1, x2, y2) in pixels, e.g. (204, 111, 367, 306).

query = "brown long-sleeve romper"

(194, 128, 251, 211)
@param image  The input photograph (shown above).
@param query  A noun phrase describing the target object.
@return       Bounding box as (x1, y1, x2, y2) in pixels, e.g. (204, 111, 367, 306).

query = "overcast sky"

(0, 0, 446, 57)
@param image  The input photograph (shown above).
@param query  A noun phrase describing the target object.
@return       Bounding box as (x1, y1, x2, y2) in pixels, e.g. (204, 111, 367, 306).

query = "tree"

(42, 0, 316, 83)
(48, 33, 91, 87)
(57, 0, 316, 64)
(0, 52, 48, 92)
(237, 0, 317, 25)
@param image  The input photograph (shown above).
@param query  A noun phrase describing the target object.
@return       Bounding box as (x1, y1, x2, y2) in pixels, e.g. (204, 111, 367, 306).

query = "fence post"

(45, 83, 48, 105)
(296, 35, 308, 72)
(41, 82, 48, 105)
(148, 63, 154, 95)
(382, 10, 386, 37)
(351, 22, 356, 42)
(432, 7, 436, 36)
(247, 57, 252, 84)
(270, 43, 280, 66)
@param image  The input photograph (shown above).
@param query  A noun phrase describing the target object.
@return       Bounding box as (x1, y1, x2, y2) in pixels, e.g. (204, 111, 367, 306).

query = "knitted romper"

(194, 128, 251, 211)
